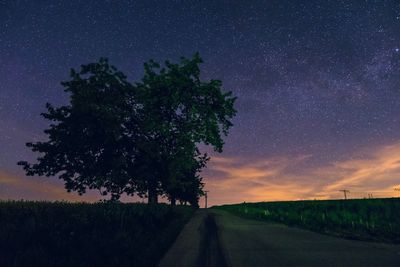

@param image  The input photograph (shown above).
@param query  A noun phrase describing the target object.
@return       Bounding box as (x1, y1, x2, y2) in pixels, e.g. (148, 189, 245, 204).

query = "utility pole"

(394, 188, 400, 197)
(204, 190, 209, 209)
(339, 189, 350, 200)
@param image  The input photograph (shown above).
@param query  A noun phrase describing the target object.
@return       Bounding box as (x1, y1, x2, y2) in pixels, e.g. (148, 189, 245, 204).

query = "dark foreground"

(0, 201, 193, 267)
(160, 209, 400, 267)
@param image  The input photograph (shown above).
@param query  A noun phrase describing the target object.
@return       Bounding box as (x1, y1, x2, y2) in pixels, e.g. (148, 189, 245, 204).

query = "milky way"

(1, 1, 400, 203)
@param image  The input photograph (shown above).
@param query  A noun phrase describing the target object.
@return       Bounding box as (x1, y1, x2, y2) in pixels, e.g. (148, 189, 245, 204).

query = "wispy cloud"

(2, 142, 400, 205)
(0, 171, 99, 202)
(319, 143, 400, 195)
(205, 143, 400, 205)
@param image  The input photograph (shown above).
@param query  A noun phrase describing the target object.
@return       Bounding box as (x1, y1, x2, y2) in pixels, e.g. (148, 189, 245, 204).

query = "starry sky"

(1, 0, 400, 205)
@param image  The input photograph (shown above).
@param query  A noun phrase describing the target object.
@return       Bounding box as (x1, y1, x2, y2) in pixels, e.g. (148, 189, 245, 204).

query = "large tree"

(18, 59, 141, 201)
(19, 54, 237, 205)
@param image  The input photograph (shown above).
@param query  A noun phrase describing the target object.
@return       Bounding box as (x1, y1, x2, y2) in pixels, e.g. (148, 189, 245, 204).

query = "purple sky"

(1, 1, 400, 205)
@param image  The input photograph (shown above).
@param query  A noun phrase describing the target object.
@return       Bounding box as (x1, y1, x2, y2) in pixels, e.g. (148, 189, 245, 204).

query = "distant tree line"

(18, 54, 237, 207)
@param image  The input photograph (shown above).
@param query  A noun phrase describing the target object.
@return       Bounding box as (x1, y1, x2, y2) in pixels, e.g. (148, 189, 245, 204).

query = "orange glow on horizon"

(1, 142, 400, 206)
(203, 142, 400, 206)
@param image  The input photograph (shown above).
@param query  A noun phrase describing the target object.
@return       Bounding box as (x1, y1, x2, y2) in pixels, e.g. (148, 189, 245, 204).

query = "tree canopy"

(18, 54, 237, 205)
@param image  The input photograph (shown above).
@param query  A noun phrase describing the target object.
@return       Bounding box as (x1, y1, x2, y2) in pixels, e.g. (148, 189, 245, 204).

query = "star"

(1, 0, 400, 202)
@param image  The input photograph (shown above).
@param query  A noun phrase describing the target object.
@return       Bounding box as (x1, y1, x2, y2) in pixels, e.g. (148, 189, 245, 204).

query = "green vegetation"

(0, 201, 194, 267)
(214, 198, 400, 243)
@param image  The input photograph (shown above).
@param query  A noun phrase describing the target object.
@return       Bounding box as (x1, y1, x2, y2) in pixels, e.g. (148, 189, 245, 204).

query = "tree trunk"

(148, 186, 158, 204)
(170, 196, 176, 206)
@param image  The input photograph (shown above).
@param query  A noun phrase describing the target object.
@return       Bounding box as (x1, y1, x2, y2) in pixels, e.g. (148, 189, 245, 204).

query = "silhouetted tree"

(18, 59, 141, 201)
(163, 148, 208, 206)
(18, 54, 237, 205)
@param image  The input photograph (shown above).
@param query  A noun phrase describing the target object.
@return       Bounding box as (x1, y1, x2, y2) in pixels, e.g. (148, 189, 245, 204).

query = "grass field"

(214, 198, 400, 244)
(0, 201, 194, 267)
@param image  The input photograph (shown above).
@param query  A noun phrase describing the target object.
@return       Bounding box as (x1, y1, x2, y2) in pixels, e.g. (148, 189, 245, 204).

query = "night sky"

(1, 0, 400, 205)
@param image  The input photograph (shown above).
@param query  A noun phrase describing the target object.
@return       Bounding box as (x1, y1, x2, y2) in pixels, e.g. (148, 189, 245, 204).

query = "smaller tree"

(163, 147, 209, 206)
(136, 53, 237, 204)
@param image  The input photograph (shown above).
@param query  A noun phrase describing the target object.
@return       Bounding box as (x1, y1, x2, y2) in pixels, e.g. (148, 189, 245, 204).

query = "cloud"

(2, 142, 400, 205)
(205, 155, 315, 204)
(318, 143, 400, 196)
(205, 142, 400, 205)
(0, 171, 99, 202)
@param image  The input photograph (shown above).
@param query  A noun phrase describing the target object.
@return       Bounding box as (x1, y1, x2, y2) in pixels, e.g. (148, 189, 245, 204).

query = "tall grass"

(0, 201, 194, 267)
(214, 198, 400, 243)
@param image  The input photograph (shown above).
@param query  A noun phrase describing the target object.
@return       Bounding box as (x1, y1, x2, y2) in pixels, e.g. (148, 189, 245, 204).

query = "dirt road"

(159, 209, 400, 267)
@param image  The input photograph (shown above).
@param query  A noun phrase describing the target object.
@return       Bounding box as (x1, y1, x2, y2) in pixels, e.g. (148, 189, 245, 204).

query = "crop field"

(214, 198, 400, 244)
(0, 201, 194, 267)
